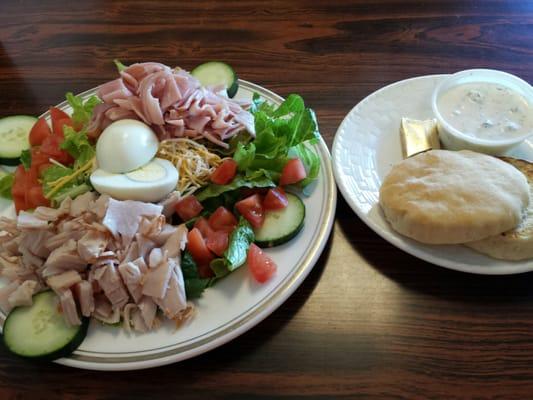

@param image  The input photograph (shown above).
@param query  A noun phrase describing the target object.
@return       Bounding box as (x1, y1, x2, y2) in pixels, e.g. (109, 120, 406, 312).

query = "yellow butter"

(400, 118, 440, 158)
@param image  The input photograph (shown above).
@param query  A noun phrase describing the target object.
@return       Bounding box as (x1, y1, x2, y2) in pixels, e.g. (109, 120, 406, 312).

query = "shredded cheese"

(157, 138, 224, 195)
(45, 157, 96, 199)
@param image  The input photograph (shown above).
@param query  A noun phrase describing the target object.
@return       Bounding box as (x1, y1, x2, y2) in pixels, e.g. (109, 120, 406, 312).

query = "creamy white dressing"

(437, 82, 533, 140)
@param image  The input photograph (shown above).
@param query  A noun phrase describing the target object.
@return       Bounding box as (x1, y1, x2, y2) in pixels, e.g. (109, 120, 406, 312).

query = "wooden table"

(2, 1, 533, 398)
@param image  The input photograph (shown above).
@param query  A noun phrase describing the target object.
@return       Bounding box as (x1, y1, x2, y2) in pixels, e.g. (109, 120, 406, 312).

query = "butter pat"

(400, 117, 440, 158)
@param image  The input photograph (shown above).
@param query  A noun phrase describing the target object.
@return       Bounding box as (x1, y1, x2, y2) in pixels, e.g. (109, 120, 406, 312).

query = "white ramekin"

(432, 69, 533, 155)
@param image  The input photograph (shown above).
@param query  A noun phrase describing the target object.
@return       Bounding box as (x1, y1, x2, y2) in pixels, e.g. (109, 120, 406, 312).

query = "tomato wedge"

(174, 195, 203, 221)
(187, 228, 215, 267)
(12, 166, 27, 213)
(206, 230, 229, 257)
(28, 117, 52, 146)
(40, 133, 73, 165)
(194, 217, 214, 238)
(235, 194, 265, 229)
(210, 159, 238, 185)
(208, 206, 237, 233)
(247, 243, 277, 283)
(263, 187, 288, 210)
(50, 107, 72, 136)
(280, 158, 307, 186)
(26, 185, 49, 209)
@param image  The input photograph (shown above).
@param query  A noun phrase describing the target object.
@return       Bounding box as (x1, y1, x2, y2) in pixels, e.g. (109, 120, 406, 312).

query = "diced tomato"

(40, 133, 73, 165)
(50, 107, 72, 136)
(235, 194, 264, 229)
(247, 243, 277, 283)
(208, 206, 237, 233)
(12, 166, 27, 213)
(12, 165, 27, 198)
(263, 187, 288, 210)
(206, 230, 229, 257)
(280, 158, 307, 186)
(174, 195, 203, 221)
(210, 159, 238, 185)
(13, 194, 27, 214)
(194, 217, 214, 238)
(29, 117, 52, 146)
(26, 185, 49, 209)
(187, 228, 215, 266)
(240, 187, 269, 198)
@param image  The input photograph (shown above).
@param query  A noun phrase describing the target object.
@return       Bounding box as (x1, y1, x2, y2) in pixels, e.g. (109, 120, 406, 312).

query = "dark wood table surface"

(2, 1, 533, 398)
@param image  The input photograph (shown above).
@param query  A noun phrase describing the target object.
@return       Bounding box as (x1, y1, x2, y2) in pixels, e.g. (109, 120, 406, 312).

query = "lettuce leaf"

(41, 164, 90, 206)
(223, 217, 254, 271)
(60, 126, 95, 169)
(235, 93, 321, 190)
(195, 169, 275, 202)
(66, 93, 101, 127)
(20, 149, 32, 170)
(0, 173, 14, 199)
(206, 217, 255, 279)
(181, 251, 214, 299)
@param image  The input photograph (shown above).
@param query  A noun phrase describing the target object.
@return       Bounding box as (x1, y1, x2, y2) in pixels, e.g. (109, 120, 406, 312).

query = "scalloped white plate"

(332, 74, 533, 275)
(0, 80, 336, 370)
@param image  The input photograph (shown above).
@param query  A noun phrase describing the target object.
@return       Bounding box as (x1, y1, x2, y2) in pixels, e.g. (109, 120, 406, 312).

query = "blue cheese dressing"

(437, 82, 533, 140)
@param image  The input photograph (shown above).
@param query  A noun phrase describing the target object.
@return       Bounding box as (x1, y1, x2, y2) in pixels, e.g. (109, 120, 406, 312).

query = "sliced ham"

(137, 296, 157, 329)
(0, 280, 20, 314)
(19, 230, 53, 258)
(154, 265, 187, 319)
(93, 293, 120, 324)
(59, 289, 82, 326)
(148, 248, 166, 269)
(162, 224, 188, 258)
(17, 212, 48, 230)
(102, 198, 162, 247)
(42, 239, 87, 277)
(90, 62, 254, 147)
(70, 191, 97, 217)
(0, 191, 193, 332)
(94, 265, 129, 309)
(77, 230, 108, 262)
(141, 258, 172, 299)
(46, 270, 82, 292)
(73, 280, 94, 317)
(8, 280, 37, 308)
(118, 261, 143, 303)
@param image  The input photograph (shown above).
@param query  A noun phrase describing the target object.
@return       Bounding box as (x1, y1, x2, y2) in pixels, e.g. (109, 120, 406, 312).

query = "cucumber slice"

(0, 115, 37, 165)
(2, 291, 88, 360)
(254, 193, 305, 248)
(191, 61, 239, 98)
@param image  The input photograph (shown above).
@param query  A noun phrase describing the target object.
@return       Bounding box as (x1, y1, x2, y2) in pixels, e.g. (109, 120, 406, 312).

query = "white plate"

(0, 80, 336, 370)
(332, 74, 533, 275)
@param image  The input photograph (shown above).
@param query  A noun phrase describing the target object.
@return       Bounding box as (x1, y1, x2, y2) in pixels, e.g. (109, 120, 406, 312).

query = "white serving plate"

(0, 80, 336, 370)
(332, 74, 533, 275)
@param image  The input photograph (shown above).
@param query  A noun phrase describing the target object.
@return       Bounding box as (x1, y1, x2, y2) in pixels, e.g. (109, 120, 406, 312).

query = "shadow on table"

(335, 194, 533, 304)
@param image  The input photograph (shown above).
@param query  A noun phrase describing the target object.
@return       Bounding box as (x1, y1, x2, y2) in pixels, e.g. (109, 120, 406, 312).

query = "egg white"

(96, 119, 159, 174)
(90, 158, 178, 202)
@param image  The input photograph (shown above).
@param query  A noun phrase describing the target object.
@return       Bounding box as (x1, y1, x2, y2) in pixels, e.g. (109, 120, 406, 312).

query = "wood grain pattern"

(3, 0, 533, 398)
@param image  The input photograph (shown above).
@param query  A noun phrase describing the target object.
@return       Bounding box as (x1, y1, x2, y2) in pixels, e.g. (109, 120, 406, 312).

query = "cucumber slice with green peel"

(2, 291, 88, 360)
(254, 193, 306, 248)
(191, 61, 239, 98)
(0, 115, 37, 165)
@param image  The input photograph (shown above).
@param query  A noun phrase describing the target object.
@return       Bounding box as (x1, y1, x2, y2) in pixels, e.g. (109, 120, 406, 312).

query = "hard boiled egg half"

(90, 119, 178, 202)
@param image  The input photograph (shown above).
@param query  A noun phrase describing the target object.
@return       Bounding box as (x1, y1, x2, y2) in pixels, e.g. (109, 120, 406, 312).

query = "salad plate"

(332, 74, 533, 275)
(0, 80, 336, 370)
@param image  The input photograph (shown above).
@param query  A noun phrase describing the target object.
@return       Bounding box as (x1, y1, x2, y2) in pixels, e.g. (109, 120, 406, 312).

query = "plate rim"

(32, 79, 337, 370)
(332, 74, 533, 276)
